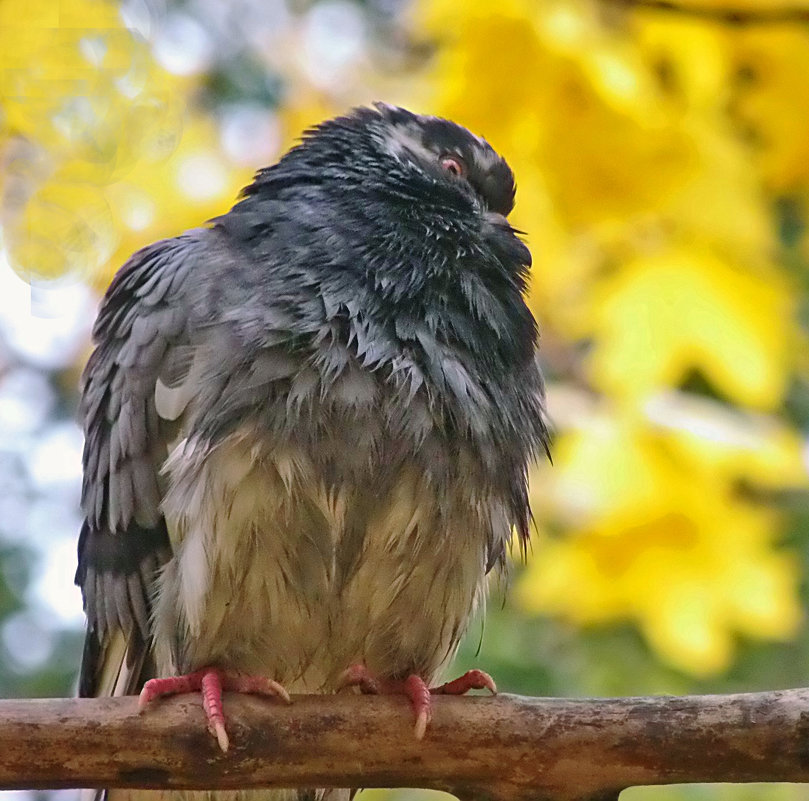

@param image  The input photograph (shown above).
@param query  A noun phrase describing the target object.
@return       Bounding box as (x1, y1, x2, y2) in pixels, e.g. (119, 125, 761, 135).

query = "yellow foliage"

(102, 117, 251, 282)
(4, 170, 118, 279)
(584, 246, 795, 410)
(633, 16, 730, 110)
(520, 405, 804, 674)
(677, 131, 771, 257)
(0, 0, 243, 283)
(728, 27, 809, 192)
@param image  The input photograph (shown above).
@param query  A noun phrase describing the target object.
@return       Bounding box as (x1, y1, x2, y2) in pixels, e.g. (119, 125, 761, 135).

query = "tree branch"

(2, 690, 809, 800)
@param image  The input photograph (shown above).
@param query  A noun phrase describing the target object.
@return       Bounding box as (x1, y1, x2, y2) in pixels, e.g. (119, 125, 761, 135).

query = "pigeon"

(75, 103, 549, 775)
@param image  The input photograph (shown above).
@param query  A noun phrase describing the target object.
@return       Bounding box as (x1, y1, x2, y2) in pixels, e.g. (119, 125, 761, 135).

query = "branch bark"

(2, 690, 809, 801)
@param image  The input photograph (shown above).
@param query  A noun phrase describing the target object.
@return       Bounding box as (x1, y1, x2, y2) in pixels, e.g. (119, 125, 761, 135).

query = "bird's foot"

(139, 667, 291, 752)
(337, 664, 496, 740)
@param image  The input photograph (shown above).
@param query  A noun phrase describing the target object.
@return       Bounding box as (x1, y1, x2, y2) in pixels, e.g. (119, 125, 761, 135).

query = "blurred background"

(2, 0, 809, 799)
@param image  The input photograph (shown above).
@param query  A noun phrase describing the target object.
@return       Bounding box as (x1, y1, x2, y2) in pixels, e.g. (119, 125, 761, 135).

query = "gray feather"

(127, 572, 150, 638)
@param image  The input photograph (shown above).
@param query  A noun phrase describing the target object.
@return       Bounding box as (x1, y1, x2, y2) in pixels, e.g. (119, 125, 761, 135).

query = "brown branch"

(605, 0, 809, 25)
(1, 690, 809, 800)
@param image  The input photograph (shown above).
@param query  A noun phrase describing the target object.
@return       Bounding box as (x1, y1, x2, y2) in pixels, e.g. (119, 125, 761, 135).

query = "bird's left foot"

(138, 667, 291, 752)
(337, 664, 496, 740)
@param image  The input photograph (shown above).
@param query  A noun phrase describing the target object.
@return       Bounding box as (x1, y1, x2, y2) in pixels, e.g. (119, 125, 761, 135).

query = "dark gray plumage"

(76, 103, 548, 788)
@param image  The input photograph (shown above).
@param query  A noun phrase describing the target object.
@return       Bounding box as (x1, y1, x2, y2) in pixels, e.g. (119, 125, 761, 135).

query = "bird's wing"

(76, 232, 203, 700)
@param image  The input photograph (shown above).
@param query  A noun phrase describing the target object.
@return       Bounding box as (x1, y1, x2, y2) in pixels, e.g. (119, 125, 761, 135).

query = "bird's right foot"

(139, 667, 291, 752)
(337, 663, 496, 740)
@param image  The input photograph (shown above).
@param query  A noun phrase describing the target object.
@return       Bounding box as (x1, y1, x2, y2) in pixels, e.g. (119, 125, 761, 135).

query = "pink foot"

(139, 667, 291, 752)
(337, 665, 497, 740)
(431, 668, 497, 696)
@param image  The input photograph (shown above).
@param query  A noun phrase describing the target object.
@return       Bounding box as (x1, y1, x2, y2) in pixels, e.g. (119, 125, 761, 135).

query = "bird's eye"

(440, 155, 466, 177)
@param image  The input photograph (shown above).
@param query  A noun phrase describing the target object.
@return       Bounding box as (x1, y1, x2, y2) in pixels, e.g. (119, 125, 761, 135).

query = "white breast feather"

(153, 431, 495, 689)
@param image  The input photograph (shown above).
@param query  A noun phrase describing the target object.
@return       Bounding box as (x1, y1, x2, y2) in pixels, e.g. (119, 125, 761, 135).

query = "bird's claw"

(431, 668, 497, 696)
(139, 666, 290, 752)
(338, 664, 496, 740)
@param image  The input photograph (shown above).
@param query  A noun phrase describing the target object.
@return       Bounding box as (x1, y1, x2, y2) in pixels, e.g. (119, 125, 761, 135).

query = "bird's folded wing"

(76, 232, 204, 699)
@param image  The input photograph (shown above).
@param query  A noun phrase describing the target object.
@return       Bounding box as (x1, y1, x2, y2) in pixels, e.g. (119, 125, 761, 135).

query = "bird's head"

(231, 104, 531, 317)
(247, 103, 521, 229)
(363, 102, 518, 219)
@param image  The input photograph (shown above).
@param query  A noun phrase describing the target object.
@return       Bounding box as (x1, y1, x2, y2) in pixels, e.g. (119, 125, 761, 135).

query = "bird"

(75, 102, 549, 776)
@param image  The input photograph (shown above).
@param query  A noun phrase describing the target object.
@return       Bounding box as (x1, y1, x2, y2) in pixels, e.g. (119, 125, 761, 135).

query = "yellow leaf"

(586, 247, 794, 409)
(645, 391, 809, 489)
(729, 27, 809, 192)
(521, 408, 803, 675)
